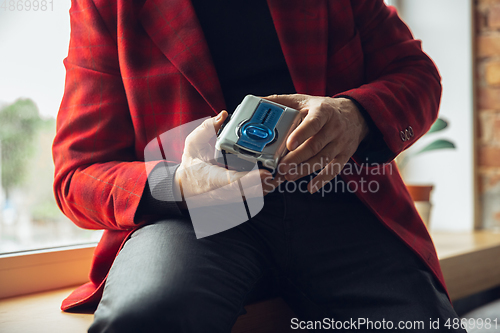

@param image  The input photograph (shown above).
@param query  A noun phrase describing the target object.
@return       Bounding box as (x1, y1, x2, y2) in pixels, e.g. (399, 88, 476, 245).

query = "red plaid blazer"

(54, 0, 445, 310)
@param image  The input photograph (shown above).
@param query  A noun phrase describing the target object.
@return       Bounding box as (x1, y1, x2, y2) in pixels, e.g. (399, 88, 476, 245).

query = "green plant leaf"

(415, 139, 455, 155)
(427, 118, 448, 134)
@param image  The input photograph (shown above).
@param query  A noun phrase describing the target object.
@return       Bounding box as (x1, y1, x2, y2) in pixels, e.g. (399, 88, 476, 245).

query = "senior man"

(53, 0, 464, 332)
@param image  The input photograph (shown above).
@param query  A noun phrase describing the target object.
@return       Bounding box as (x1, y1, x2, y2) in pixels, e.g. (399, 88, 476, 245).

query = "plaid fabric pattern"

(54, 0, 445, 310)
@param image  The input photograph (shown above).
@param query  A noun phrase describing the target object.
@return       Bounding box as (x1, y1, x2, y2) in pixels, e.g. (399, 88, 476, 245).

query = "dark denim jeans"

(89, 179, 464, 333)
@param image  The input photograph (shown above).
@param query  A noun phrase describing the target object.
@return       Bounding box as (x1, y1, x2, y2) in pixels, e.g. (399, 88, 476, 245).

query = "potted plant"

(396, 118, 456, 227)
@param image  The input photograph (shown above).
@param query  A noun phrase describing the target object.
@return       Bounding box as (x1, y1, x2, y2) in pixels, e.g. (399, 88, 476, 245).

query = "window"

(0, 1, 102, 254)
(388, 0, 475, 231)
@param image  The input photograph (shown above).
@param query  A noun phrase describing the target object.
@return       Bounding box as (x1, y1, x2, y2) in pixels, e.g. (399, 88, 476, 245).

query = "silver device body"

(215, 95, 301, 170)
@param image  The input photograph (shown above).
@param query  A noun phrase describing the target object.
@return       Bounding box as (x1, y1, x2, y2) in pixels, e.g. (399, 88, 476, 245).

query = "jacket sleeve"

(52, 0, 181, 231)
(336, 0, 442, 164)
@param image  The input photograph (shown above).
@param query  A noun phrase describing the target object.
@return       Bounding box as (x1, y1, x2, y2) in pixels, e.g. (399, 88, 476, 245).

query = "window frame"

(0, 244, 95, 299)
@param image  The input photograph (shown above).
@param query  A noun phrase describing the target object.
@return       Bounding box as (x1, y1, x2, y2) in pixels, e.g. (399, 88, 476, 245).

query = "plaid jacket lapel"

(268, 0, 328, 96)
(139, 0, 225, 113)
(138, 0, 328, 110)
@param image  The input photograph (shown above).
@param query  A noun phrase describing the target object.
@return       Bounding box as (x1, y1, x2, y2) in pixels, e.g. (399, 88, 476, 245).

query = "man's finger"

(285, 107, 328, 152)
(262, 93, 307, 111)
(279, 123, 334, 176)
(308, 157, 347, 193)
(278, 137, 317, 176)
(186, 111, 228, 146)
(283, 141, 341, 181)
(213, 110, 228, 133)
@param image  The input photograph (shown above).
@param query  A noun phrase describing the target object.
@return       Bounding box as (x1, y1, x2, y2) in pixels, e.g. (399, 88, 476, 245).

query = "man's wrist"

(173, 168, 187, 210)
(336, 97, 370, 146)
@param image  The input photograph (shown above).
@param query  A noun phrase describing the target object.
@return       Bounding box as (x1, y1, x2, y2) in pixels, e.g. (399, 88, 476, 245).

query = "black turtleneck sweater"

(191, 0, 296, 112)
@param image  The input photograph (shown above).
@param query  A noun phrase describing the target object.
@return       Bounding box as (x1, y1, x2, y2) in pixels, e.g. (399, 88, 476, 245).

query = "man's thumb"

(213, 110, 228, 133)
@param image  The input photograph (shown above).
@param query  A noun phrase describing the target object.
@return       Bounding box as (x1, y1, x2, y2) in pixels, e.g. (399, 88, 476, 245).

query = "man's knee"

(89, 287, 237, 333)
(89, 304, 161, 333)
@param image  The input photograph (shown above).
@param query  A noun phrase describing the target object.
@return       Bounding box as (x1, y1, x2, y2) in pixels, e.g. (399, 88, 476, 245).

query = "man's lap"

(89, 183, 463, 332)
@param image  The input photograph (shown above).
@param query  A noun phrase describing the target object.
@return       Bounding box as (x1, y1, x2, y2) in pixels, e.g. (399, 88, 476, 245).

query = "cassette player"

(215, 95, 301, 170)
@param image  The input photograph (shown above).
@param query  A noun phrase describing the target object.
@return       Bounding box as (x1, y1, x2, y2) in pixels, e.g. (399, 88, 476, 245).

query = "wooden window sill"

(1, 231, 500, 333)
(431, 230, 500, 301)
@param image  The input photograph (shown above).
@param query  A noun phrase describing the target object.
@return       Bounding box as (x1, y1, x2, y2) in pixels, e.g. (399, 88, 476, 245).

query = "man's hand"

(174, 111, 273, 207)
(264, 94, 369, 193)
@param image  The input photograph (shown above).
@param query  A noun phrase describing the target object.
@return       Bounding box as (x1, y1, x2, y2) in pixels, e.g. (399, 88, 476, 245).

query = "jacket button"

(408, 126, 414, 137)
(400, 130, 406, 142)
(405, 129, 411, 141)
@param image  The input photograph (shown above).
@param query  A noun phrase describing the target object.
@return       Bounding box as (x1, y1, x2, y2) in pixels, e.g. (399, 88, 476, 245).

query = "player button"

(246, 126, 270, 140)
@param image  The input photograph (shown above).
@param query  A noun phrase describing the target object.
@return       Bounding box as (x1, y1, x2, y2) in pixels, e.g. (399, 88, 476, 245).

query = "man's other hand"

(264, 94, 369, 194)
(174, 111, 273, 206)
